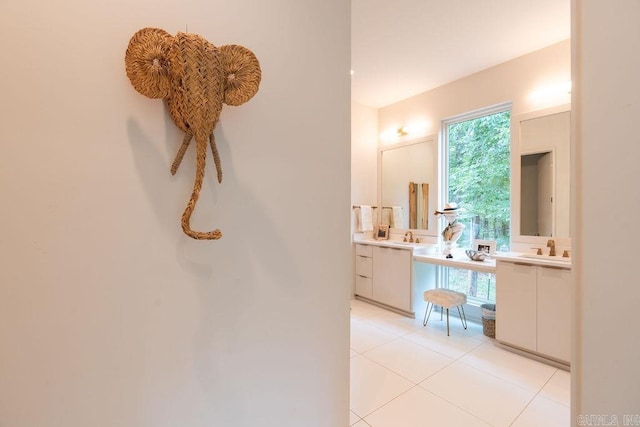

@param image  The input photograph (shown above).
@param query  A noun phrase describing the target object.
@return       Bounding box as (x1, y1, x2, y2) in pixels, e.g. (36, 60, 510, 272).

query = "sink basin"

(519, 253, 571, 263)
(356, 239, 438, 254)
(388, 241, 420, 246)
(383, 241, 438, 253)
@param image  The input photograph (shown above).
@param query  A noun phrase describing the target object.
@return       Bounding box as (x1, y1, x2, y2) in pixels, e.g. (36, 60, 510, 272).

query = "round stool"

(423, 289, 468, 336)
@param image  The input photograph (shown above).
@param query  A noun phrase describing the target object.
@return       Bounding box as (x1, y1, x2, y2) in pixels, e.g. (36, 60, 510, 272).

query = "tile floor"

(350, 299, 570, 426)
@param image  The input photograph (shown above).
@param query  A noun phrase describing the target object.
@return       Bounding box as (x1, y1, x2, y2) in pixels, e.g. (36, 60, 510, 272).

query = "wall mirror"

(378, 136, 437, 232)
(512, 105, 570, 241)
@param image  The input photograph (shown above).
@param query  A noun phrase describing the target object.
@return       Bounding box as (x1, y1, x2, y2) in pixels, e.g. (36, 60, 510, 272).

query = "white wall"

(351, 102, 378, 208)
(572, 0, 640, 421)
(0, 1, 351, 426)
(377, 40, 571, 142)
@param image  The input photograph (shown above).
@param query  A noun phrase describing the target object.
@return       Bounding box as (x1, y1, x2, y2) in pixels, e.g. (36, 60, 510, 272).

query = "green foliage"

(447, 111, 511, 248)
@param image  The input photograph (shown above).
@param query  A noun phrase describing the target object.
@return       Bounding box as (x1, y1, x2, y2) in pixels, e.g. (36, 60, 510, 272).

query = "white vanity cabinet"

(371, 245, 412, 312)
(496, 260, 571, 364)
(353, 243, 413, 314)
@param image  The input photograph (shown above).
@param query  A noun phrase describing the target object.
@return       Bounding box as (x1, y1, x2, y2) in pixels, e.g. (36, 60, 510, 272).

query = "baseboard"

(354, 295, 415, 318)
(494, 340, 570, 371)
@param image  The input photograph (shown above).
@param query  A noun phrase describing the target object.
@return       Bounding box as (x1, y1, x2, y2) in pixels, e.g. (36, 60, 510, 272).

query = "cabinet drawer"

(355, 255, 373, 277)
(355, 275, 373, 298)
(355, 244, 373, 257)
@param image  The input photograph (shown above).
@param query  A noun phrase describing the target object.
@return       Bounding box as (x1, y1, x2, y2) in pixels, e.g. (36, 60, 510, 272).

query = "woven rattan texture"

(125, 28, 261, 240)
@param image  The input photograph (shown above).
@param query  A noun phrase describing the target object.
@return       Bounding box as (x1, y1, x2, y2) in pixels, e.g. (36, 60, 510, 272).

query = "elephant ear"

(125, 28, 173, 99)
(220, 45, 261, 106)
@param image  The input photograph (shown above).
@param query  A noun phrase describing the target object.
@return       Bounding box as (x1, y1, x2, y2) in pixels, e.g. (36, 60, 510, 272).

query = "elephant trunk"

(181, 135, 222, 240)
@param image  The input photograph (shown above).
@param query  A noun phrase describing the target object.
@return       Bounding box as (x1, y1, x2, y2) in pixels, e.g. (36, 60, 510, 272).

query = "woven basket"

(482, 317, 496, 338)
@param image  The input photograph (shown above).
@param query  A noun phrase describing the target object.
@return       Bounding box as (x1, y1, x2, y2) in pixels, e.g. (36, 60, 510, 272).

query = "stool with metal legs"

(423, 289, 468, 336)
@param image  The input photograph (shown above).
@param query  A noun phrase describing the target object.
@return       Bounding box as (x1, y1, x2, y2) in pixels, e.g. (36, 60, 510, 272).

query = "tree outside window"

(444, 109, 511, 303)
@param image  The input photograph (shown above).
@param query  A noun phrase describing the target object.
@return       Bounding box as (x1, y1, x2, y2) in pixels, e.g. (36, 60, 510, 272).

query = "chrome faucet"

(403, 231, 414, 243)
(547, 239, 556, 257)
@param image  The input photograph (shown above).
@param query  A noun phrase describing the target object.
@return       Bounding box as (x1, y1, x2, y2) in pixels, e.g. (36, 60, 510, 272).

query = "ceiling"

(351, 0, 571, 108)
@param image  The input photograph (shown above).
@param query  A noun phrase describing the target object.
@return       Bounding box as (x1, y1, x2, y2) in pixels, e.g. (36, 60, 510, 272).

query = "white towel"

(392, 206, 403, 228)
(359, 206, 373, 231)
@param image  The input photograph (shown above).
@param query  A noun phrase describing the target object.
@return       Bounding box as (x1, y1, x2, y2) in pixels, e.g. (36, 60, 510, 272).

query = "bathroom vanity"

(353, 239, 496, 316)
(353, 240, 439, 316)
(493, 253, 572, 368)
(353, 238, 572, 368)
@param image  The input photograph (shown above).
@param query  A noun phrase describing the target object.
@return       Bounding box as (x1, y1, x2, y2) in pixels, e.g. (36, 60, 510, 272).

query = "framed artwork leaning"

(374, 224, 390, 240)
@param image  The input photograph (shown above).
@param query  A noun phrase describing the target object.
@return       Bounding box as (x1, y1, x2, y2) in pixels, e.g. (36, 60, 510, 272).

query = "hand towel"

(360, 206, 373, 231)
(392, 206, 403, 228)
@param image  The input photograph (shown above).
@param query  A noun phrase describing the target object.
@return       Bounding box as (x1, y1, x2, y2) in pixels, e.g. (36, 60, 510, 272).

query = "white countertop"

(353, 238, 434, 251)
(354, 238, 571, 270)
(413, 250, 496, 273)
(493, 252, 572, 269)
(354, 239, 496, 273)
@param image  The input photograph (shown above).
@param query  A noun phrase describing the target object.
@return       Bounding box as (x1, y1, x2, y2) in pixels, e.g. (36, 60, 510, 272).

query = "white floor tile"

(403, 324, 484, 359)
(363, 337, 454, 383)
(511, 395, 570, 427)
(350, 410, 361, 426)
(350, 355, 414, 418)
(539, 369, 571, 406)
(350, 319, 398, 353)
(350, 299, 391, 320)
(364, 386, 490, 427)
(420, 362, 536, 426)
(456, 318, 489, 339)
(349, 300, 571, 426)
(360, 311, 424, 336)
(458, 342, 557, 392)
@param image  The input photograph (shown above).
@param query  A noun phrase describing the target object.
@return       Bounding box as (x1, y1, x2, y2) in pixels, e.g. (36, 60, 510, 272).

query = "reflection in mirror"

(521, 151, 553, 236)
(407, 182, 429, 229)
(517, 109, 570, 238)
(380, 138, 437, 231)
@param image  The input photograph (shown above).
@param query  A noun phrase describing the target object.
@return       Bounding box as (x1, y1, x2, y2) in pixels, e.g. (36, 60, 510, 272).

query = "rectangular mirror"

(513, 105, 570, 240)
(379, 137, 437, 231)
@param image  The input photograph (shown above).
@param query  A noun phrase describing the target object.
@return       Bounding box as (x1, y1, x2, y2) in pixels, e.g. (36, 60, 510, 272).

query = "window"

(441, 104, 511, 305)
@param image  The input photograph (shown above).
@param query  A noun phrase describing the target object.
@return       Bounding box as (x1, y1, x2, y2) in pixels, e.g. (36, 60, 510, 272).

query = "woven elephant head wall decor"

(125, 27, 261, 240)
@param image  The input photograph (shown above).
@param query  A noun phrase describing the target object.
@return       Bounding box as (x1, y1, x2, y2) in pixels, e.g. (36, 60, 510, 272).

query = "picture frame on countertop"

(473, 239, 497, 255)
(374, 224, 390, 240)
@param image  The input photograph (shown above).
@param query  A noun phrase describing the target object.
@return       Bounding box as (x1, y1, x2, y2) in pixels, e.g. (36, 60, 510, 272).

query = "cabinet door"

(537, 266, 571, 362)
(496, 261, 537, 352)
(372, 246, 411, 311)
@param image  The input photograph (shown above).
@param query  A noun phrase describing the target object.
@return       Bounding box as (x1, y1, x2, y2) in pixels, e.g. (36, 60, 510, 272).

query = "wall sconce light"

(380, 121, 431, 144)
